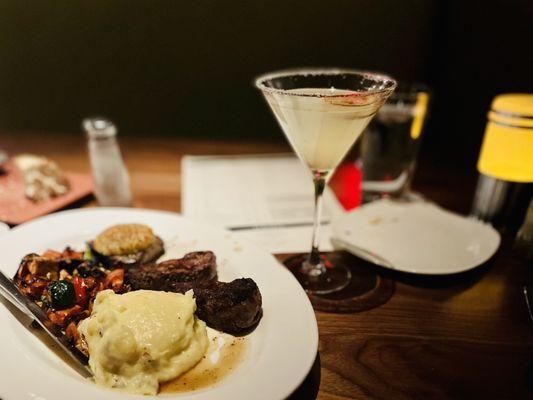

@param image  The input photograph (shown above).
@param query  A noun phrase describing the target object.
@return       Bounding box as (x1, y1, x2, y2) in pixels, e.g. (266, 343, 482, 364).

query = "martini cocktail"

(255, 69, 396, 295)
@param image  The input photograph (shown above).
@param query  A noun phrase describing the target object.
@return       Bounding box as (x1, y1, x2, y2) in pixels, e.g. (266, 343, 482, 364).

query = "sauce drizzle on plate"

(161, 334, 247, 393)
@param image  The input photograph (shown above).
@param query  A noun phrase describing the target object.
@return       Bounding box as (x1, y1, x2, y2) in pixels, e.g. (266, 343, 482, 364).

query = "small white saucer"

(331, 199, 501, 275)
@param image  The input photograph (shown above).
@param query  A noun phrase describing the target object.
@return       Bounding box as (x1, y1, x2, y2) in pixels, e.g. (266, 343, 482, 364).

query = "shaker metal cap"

(82, 117, 117, 139)
(488, 93, 533, 129)
(491, 93, 533, 117)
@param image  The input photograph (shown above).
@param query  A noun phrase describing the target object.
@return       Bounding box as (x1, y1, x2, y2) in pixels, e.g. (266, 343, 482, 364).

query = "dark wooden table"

(3, 132, 533, 399)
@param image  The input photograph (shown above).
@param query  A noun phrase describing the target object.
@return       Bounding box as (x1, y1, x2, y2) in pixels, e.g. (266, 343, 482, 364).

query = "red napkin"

(329, 162, 362, 211)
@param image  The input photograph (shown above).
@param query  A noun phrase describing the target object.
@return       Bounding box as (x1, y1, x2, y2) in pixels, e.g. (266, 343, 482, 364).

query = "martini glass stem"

(304, 170, 329, 277)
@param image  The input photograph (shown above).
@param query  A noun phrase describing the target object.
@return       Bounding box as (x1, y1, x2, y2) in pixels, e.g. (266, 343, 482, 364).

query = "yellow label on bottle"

(477, 122, 533, 182)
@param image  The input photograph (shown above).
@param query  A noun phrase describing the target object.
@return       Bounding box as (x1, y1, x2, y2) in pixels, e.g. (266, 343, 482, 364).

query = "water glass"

(360, 83, 430, 202)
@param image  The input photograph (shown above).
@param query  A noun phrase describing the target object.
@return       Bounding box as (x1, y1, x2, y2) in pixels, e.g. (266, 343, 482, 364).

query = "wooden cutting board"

(0, 162, 93, 225)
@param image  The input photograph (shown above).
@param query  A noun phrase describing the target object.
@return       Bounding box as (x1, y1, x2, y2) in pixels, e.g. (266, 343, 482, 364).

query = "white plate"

(331, 199, 501, 275)
(0, 221, 9, 236)
(0, 208, 318, 400)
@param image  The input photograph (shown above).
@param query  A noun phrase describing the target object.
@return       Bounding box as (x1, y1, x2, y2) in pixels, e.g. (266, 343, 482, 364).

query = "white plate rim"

(0, 221, 9, 235)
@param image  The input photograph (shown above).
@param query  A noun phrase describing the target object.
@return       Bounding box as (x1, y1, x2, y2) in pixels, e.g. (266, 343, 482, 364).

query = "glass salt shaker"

(82, 117, 133, 207)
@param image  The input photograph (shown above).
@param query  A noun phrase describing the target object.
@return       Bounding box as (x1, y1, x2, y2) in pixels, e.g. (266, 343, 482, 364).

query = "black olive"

(47, 280, 75, 310)
(77, 262, 105, 278)
(58, 258, 84, 272)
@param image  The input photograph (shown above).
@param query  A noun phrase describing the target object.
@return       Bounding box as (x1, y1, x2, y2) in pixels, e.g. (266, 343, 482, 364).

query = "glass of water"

(360, 83, 430, 202)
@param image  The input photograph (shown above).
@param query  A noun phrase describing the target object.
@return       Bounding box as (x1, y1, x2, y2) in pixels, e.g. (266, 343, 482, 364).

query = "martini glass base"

(283, 252, 395, 313)
(285, 258, 351, 295)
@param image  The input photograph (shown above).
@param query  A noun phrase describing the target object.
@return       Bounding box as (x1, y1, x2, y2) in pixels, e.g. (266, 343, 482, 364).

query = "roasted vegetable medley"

(14, 247, 127, 353)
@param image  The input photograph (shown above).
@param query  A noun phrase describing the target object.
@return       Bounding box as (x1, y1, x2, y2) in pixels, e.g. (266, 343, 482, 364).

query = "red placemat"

(0, 163, 93, 225)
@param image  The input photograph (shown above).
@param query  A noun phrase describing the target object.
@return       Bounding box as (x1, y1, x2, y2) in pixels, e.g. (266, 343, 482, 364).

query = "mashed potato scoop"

(78, 289, 208, 395)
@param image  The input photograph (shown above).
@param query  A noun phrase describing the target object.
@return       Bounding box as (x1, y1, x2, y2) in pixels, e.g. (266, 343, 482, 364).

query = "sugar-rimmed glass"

(255, 68, 396, 295)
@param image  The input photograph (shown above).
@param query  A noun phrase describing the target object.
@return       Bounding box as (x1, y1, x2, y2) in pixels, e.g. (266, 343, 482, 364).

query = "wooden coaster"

(283, 251, 395, 313)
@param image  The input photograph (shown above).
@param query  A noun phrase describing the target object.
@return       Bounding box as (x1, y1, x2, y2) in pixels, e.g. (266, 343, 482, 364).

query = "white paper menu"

(181, 154, 344, 253)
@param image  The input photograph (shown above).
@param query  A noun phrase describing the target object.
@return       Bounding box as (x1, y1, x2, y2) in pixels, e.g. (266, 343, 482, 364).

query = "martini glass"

(255, 68, 396, 295)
